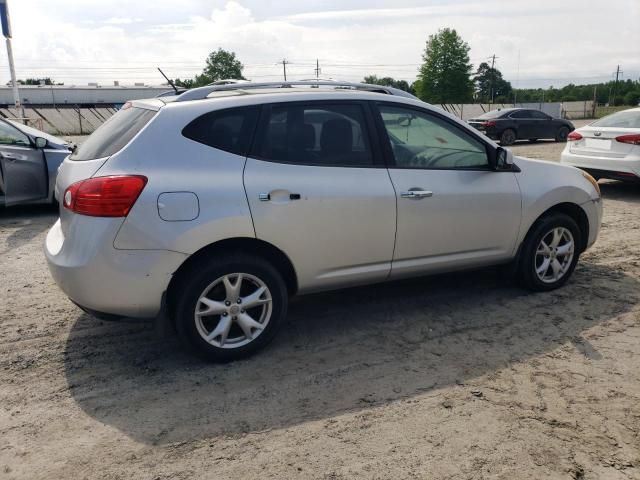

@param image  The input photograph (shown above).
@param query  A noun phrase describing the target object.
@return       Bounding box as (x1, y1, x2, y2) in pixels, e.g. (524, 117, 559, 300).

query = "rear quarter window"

(70, 106, 156, 161)
(182, 106, 259, 156)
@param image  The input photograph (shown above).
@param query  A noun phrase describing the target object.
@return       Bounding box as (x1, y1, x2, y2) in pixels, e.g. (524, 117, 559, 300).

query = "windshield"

(70, 106, 156, 161)
(591, 110, 640, 129)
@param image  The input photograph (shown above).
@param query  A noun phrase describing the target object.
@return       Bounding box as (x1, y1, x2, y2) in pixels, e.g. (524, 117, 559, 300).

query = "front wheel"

(517, 213, 581, 291)
(175, 254, 288, 361)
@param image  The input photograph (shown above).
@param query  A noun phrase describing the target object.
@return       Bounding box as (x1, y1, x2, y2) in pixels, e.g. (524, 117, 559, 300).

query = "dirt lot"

(2, 137, 640, 480)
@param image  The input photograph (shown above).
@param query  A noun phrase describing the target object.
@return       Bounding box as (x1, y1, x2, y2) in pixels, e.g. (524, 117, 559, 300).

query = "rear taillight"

(63, 175, 147, 217)
(481, 120, 496, 127)
(615, 134, 640, 145)
(567, 131, 583, 141)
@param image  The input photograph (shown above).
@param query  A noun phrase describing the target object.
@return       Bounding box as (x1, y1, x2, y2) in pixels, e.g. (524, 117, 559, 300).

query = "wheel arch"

(522, 202, 590, 254)
(166, 237, 299, 315)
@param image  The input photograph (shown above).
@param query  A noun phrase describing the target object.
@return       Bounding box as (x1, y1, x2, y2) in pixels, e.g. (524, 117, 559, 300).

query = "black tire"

(528, 138, 538, 143)
(517, 213, 581, 291)
(175, 253, 288, 362)
(555, 126, 570, 142)
(500, 129, 516, 146)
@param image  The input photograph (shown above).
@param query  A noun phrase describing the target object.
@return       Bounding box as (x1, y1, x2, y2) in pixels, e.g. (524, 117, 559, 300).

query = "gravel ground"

(2, 137, 640, 480)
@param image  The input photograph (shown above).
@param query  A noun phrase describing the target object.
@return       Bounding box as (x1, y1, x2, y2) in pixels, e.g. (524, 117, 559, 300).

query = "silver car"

(0, 118, 72, 207)
(45, 81, 603, 361)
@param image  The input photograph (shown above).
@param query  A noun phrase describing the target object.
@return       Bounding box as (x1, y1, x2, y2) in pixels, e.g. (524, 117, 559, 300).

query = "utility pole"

(489, 54, 498, 105)
(0, 0, 24, 119)
(314, 59, 321, 79)
(514, 49, 520, 106)
(612, 65, 622, 106)
(280, 59, 290, 81)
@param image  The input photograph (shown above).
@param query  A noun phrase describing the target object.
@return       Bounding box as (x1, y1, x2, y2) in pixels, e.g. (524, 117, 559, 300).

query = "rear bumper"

(45, 218, 187, 318)
(561, 150, 640, 180)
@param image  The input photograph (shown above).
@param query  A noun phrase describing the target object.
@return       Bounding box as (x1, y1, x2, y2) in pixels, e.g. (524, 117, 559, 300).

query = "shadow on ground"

(599, 180, 640, 204)
(0, 204, 58, 254)
(64, 259, 640, 445)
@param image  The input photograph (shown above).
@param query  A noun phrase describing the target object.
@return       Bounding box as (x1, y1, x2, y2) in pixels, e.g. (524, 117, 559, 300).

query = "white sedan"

(561, 107, 640, 182)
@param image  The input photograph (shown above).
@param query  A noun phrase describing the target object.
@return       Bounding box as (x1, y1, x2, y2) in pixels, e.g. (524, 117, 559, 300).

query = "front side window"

(530, 110, 550, 119)
(0, 121, 30, 147)
(71, 105, 156, 161)
(182, 106, 259, 156)
(379, 105, 488, 169)
(256, 103, 373, 167)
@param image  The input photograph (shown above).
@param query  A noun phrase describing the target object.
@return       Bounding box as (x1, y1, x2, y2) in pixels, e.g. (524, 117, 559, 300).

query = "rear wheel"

(175, 254, 288, 361)
(555, 126, 570, 142)
(500, 129, 516, 146)
(517, 213, 581, 291)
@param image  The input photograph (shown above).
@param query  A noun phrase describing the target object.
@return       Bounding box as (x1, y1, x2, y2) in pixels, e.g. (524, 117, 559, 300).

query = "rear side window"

(255, 103, 373, 167)
(70, 106, 156, 161)
(510, 110, 532, 119)
(182, 106, 259, 156)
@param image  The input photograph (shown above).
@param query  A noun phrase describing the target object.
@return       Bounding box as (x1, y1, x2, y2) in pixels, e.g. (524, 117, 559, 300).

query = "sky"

(1, 0, 638, 89)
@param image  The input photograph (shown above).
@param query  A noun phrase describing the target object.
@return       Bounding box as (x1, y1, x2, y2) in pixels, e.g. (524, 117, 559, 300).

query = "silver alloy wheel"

(534, 227, 575, 283)
(194, 273, 273, 349)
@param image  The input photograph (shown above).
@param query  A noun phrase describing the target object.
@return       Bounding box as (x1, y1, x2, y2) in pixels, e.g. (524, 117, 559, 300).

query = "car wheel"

(517, 213, 581, 291)
(528, 138, 538, 143)
(500, 129, 516, 146)
(175, 253, 288, 361)
(555, 126, 570, 142)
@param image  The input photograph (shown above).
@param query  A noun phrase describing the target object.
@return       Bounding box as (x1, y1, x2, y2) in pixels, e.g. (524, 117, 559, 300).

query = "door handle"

(400, 190, 433, 199)
(259, 192, 302, 202)
(0, 152, 18, 161)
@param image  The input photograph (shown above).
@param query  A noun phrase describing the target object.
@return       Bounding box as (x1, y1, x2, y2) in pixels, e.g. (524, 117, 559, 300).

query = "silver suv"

(45, 81, 603, 361)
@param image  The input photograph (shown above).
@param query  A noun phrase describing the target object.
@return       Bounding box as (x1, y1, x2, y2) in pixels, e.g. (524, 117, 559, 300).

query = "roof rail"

(174, 80, 418, 102)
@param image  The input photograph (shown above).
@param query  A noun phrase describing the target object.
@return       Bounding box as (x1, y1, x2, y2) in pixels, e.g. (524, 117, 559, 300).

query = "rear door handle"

(400, 190, 433, 199)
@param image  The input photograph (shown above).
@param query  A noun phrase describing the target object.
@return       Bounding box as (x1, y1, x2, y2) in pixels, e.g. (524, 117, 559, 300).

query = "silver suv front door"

(375, 103, 522, 278)
(0, 121, 47, 206)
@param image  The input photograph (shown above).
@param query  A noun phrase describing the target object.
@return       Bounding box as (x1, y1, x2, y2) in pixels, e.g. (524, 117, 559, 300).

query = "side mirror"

(489, 146, 514, 170)
(34, 137, 47, 149)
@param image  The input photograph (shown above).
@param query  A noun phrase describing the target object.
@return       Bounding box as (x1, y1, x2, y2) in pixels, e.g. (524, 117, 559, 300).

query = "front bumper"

(45, 218, 187, 318)
(580, 197, 603, 251)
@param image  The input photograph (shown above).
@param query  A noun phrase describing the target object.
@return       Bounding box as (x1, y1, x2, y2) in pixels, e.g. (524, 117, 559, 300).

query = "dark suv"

(468, 108, 574, 146)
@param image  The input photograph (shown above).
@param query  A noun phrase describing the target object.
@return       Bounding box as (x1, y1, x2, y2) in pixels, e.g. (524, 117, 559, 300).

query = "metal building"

(0, 85, 172, 106)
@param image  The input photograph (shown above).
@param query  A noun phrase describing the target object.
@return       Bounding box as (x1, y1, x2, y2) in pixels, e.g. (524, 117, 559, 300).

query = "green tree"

(174, 48, 245, 88)
(624, 90, 640, 106)
(363, 75, 414, 94)
(473, 62, 512, 103)
(417, 28, 474, 103)
(16, 77, 57, 85)
(202, 48, 246, 83)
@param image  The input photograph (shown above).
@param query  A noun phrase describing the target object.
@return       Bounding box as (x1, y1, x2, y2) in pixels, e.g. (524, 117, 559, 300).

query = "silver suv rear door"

(244, 101, 397, 293)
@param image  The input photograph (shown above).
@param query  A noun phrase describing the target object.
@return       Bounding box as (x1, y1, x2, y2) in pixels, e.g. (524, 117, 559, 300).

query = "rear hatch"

(569, 126, 636, 158)
(55, 101, 159, 235)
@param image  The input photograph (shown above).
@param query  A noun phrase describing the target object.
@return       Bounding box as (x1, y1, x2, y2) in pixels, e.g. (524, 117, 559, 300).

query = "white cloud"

(0, 0, 637, 88)
(103, 17, 144, 25)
